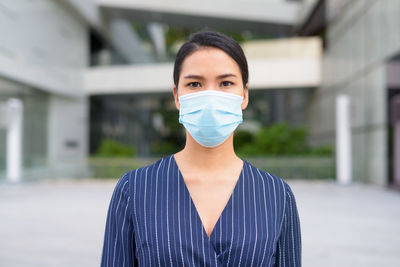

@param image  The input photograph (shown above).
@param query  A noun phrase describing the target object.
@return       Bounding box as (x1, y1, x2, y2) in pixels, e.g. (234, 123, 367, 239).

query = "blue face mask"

(178, 90, 244, 148)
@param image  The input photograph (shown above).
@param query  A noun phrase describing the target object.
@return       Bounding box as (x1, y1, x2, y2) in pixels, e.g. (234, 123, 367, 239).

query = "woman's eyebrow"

(183, 74, 205, 80)
(183, 73, 237, 80)
(216, 73, 237, 79)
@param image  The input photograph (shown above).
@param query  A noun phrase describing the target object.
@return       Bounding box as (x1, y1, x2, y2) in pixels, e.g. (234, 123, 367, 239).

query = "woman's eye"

(187, 82, 201, 87)
(221, 81, 234, 86)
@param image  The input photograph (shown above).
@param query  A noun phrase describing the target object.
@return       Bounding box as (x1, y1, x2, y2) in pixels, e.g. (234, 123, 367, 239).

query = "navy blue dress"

(100, 154, 301, 266)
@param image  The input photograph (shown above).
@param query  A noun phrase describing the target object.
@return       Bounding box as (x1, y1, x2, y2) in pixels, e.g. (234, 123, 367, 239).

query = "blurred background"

(0, 0, 399, 266)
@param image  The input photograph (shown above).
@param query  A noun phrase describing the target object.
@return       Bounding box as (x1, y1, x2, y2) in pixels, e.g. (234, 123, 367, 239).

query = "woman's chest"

(184, 176, 240, 238)
(131, 169, 284, 266)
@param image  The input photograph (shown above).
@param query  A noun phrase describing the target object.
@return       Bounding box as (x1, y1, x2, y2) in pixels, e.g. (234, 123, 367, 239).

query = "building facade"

(0, 0, 90, 180)
(304, 0, 400, 186)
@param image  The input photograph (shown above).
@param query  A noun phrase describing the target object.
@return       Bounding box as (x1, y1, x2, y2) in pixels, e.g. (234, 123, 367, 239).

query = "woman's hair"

(173, 30, 249, 89)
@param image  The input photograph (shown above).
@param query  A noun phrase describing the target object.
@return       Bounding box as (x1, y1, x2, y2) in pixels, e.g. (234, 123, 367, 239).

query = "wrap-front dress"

(100, 154, 301, 266)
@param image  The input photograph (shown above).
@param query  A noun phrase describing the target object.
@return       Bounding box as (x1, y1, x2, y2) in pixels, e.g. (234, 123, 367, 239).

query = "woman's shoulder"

(120, 154, 174, 182)
(243, 159, 298, 224)
(111, 154, 173, 200)
(243, 159, 294, 199)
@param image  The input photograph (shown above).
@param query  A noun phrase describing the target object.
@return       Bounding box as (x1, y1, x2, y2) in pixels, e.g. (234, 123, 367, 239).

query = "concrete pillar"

(6, 98, 23, 182)
(336, 94, 352, 185)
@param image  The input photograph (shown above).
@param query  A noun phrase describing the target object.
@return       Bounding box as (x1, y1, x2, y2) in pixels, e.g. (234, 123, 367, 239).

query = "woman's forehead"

(180, 47, 241, 76)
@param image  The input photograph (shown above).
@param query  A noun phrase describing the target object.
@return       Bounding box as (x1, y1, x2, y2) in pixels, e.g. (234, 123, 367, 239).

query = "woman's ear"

(241, 83, 249, 110)
(173, 85, 180, 110)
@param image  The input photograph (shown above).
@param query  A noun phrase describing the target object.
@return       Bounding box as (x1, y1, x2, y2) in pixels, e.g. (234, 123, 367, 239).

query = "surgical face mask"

(178, 90, 243, 148)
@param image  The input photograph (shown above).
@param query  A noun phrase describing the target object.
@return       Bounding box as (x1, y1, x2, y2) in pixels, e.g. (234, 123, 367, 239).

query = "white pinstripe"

(121, 195, 131, 266)
(142, 168, 152, 265)
(226, 191, 234, 266)
(133, 170, 145, 265)
(112, 180, 129, 266)
(288, 191, 296, 265)
(238, 164, 247, 266)
(256, 169, 270, 266)
(166, 156, 173, 266)
(266, 173, 278, 267)
(249, 166, 258, 267)
(177, 161, 185, 266)
(219, 212, 223, 255)
(189, 195, 195, 267)
(282, 214, 287, 266)
(154, 158, 164, 266)
(201, 213, 206, 267)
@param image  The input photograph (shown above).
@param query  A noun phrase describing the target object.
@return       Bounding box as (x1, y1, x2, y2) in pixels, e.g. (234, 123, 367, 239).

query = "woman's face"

(173, 47, 249, 110)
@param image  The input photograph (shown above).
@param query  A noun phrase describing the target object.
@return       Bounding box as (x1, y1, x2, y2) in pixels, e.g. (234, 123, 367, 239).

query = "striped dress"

(100, 154, 301, 266)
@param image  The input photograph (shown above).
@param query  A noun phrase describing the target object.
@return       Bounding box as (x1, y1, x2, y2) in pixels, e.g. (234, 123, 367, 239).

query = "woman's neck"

(175, 132, 241, 172)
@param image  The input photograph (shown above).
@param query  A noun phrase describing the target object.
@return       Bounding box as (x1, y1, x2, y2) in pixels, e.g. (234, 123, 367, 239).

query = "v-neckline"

(171, 154, 245, 241)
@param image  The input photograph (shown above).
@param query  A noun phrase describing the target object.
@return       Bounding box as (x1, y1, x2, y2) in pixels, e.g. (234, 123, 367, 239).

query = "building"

(0, 0, 90, 181)
(296, 0, 400, 187)
(1, 0, 399, 188)
(0, 0, 138, 181)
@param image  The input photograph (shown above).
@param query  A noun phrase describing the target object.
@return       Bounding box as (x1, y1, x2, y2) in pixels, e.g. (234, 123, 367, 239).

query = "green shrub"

(234, 130, 255, 148)
(308, 145, 334, 156)
(235, 122, 333, 156)
(96, 139, 135, 157)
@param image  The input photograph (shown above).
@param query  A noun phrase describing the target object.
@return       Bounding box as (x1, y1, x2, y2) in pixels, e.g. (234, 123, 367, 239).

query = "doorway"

(387, 55, 400, 189)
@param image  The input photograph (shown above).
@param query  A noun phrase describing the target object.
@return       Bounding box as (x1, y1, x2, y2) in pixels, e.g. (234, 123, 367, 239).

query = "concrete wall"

(0, 0, 87, 97)
(309, 0, 400, 185)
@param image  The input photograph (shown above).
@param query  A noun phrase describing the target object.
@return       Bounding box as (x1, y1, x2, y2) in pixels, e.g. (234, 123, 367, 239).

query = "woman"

(100, 30, 301, 267)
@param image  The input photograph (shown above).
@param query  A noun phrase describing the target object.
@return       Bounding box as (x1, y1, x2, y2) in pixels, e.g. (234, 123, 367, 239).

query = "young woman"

(100, 30, 301, 267)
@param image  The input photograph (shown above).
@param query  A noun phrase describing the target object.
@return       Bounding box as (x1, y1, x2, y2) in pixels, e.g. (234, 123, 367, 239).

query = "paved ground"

(0, 178, 399, 267)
